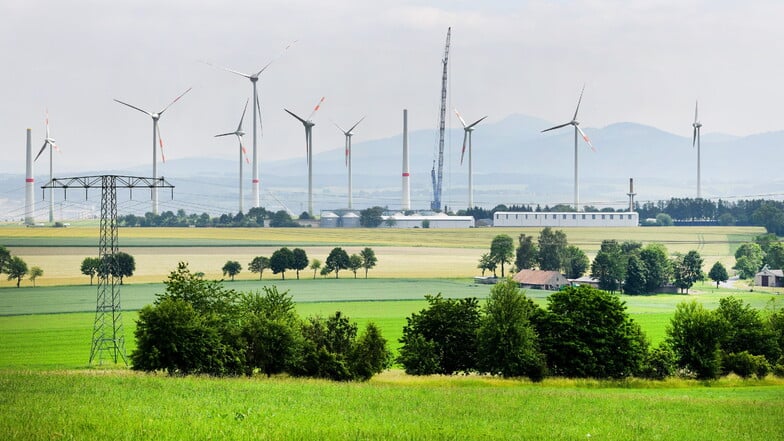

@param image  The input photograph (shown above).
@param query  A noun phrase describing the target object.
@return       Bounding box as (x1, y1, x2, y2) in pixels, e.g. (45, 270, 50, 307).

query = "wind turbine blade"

(692, 127, 697, 147)
(573, 84, 586, 121)
(333, 121, 347, 134)
(307, 97, 325, 120)
(45, 109, 50, 138)
(285, 108, 307, 125)
(348, 116, 366, 133)
(34, 142, 48, 161)
(157, 124, 166, 163)
(255, 39, 298, 76)
(158, 87, 192, 115)
(240, 141, 250, 164)
(256, 89, 264, 137)
(114, 99, 152, 116)
(237, 98, 249, 132)
(576, 126, 596, 152)
(454, 109, 468, 128)
(460, 131, 468, 165)
(215, 132, 235, 138)
(345, 138, 349, 167)
(200, 60, 253, 79)
(694, 100, 699, 123)
(541, 122, 572, 133)
(52, 143, 60, 153)
(467, 116, 488, 129)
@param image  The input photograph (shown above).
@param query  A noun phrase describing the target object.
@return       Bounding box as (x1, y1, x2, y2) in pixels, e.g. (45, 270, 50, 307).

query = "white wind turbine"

(285, 97, 325, 217)
(114, 87, 192, 215)
(692, 101, 703, 199)
(35, 109, 60, 223)
(541, 85, 596, 211)
(334, 116, 365, 209)
(455, 109, 487, 209)
(215, 99, 251, 213)
(204, 41, 296, 210)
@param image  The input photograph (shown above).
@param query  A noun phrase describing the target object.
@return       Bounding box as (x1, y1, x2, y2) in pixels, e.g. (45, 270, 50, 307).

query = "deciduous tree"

(325, 247, 350, 279)
(562, 245, 589, 279)
(666, 300, 723, 379)
(708, 261, 729, 288)
(6, 256, 28, 288)
(29, 266, 43, 287)
(248, 256, 270, 280)
(80, 257, 101, 285)
(515, 234, 538, 271)
(291, 248, 309, 280)
(310, 258, 322, 279)
(270, 247, 294, 280)
(348, 254, 362, 279)
(222, 260, 242, 281)
(537, 227, 567, 271)
(360, 247, 377, 279)
(490, 235, 515, 277)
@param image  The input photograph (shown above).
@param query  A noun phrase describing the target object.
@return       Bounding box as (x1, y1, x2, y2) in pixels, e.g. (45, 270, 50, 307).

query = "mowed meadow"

(2, 224, 784, 440)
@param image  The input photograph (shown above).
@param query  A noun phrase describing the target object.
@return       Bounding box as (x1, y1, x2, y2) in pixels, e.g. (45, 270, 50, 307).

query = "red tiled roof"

(513, 269, 564, 285)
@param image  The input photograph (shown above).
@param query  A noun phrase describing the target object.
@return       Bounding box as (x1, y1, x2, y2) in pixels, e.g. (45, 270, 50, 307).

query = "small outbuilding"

(754, 265, 784, 287)
(513, 269, 569, 290)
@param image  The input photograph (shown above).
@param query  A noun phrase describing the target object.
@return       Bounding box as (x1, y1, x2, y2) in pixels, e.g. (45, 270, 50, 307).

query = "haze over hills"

(2, 113, 783, 221)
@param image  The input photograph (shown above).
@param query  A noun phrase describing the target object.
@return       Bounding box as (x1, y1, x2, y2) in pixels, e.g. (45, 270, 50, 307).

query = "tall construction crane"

(430, 27, 451, 212)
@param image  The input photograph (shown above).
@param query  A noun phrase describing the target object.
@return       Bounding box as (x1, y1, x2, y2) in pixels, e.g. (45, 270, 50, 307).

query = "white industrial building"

(382, 212, 475, 229)
(493, 211, 638, 227)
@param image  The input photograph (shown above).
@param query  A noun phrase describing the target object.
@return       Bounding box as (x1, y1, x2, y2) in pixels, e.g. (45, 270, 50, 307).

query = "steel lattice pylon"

(43, 175, 174, 365)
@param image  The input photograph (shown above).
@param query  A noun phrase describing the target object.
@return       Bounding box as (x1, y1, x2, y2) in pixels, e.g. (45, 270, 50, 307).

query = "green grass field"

(2, 225, 784, 440)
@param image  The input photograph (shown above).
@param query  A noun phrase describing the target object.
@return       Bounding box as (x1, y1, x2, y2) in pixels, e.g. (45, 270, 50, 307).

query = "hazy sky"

(3, 0, 784, 174)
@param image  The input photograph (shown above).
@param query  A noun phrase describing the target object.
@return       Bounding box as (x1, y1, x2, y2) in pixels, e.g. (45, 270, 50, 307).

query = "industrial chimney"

(627, 178, 636, 212)
(25, 128, 35, 225)
(402, 109, 411, 211)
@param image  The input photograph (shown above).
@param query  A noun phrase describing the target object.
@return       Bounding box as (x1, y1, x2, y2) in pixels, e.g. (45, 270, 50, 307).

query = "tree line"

(477, 229, 711, 295)
(117, 207, 312, 228)
(398, 279, 784, 381)
(131, 262, 391, 380)
(224, 247, 378, 281)
(0, 245, 43, 288)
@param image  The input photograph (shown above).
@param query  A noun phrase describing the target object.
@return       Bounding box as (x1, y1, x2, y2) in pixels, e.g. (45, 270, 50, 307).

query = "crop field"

(1, 224, 784, 440)
(0, 224, 763, 287)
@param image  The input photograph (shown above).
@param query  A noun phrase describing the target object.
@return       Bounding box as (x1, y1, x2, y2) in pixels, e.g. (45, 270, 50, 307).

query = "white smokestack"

(402, 109, 411, 211)
(25, 128, 35, 225)
(627, 177, 636, 212)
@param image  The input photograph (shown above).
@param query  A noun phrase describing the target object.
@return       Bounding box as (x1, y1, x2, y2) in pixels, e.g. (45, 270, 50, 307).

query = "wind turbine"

(114, 87, 192, 215)
(692, 101, 702, 199)
(541, 85, 596, 211)
(455, 109, 487, 209)
(334, 116, 365, 209)
(35, 109, 60, 223)
(285, 97, 325, 216)
(215, 99, 250, 213)
(204, 41, 296, 210)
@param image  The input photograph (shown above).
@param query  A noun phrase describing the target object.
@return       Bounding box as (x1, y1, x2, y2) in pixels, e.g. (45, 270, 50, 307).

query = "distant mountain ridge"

(3, 114, 783, 219)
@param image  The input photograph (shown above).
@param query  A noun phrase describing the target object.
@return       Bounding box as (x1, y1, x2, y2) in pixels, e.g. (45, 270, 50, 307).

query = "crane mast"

(431, 27, 451, 212)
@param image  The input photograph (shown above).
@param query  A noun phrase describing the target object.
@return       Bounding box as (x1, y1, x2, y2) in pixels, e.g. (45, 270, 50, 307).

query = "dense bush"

(131, 263, 390, 381)
(398, 294, 480, 375)
(533, 285, 649, 378)
(666, 301, 724, 379)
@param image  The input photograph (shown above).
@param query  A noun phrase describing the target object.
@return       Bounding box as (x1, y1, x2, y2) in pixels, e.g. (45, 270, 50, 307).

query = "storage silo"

(320, 211, 339, 228)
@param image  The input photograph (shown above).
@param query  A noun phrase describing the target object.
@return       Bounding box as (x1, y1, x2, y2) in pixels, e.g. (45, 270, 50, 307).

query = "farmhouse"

(493, 211, 639, 227)
(754, 266, 784, 287)
(513, 269, 569, 290)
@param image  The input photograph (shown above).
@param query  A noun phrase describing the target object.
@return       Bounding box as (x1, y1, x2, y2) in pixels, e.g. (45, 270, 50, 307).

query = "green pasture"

(1, 370, 783, 441)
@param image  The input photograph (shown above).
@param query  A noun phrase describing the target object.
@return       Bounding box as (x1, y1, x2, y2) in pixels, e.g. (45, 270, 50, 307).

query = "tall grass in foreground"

(1, 370, 783, 441)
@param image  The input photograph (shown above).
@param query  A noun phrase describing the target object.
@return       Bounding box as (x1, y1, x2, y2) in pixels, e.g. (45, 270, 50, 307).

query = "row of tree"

(732, 234, 784, 278)
(398, 279, 784, 380)
(477, 229, 710, 295)
(132, 263, 391, 380)
(117, 207, 312, 228)
(80, 252, 136, 285)
(223, 247, 378, 281)
(0, 246, 42, 288)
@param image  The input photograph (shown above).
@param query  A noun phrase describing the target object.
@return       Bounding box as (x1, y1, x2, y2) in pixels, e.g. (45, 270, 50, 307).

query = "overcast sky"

(3, 0, 784, 174)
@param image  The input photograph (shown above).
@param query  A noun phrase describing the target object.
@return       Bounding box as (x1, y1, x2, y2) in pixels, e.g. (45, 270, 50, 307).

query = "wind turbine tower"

(455, 109, 487, 209)
(692, 101, 703, 199)
(215, 99, 250, 213)
(35, 110, 59, 223)
(114, 87, 192, 215)
(402, 109, 411, 211)
(206, 42, 295, 209)
(541, 85, 596, 211)
(285, 97, 325, 216)
(334, 116, 365, 209)
(24, 128, 34, 225)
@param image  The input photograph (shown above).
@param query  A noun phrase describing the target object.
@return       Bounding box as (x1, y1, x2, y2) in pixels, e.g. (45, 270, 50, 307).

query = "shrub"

(639, 344, 676, 380)
(722, 351, 770, 379)
(666, 301, 723, 379)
